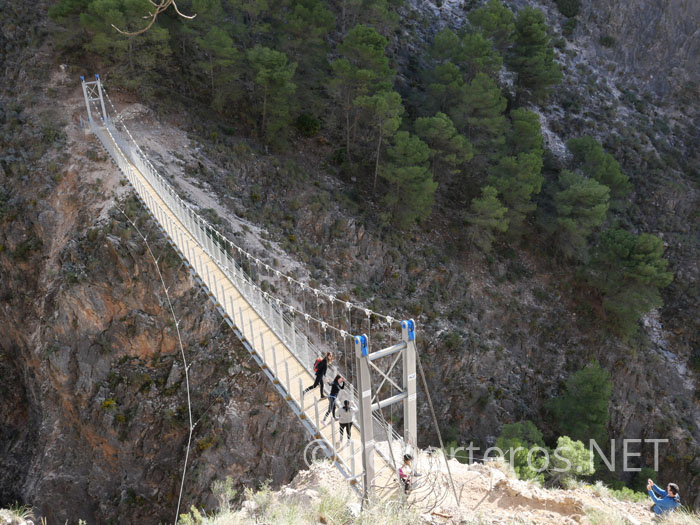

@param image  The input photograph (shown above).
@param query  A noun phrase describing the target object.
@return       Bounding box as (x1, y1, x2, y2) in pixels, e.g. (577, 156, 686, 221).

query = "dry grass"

(659, 509, 700, 525)
(584, 505, 628, 525)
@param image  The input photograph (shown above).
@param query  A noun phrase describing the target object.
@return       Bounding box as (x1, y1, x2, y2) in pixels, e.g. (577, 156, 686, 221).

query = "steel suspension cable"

(118, 206, 194, 525)
(415, 343, 461, 509)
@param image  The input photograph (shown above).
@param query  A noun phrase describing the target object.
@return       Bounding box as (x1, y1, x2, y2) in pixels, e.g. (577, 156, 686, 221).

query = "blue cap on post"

(401, 319, 416, 341)
(80, 76, 85, 81)
(354, 334, 368, 356)
(96, 74, 100, 79)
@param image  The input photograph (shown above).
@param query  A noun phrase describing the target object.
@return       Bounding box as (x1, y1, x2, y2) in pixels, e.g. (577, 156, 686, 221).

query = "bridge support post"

(95, 75, 108, 124)
(354, 334, 374, 503)
(401, 319, 417, 451)
(80, 77, 93, 124)
(80, 74, 108, 124)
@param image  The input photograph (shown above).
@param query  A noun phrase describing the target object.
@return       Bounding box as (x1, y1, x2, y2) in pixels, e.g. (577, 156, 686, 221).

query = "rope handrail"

(95, 115, 405, 454)
(101, 87, 402, 331)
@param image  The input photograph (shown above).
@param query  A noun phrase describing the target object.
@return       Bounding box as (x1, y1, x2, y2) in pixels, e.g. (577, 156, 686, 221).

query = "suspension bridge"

(80, 75, 459, 516)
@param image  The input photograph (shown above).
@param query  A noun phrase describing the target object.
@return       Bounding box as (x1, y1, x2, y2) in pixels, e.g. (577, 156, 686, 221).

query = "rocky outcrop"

(580, 0, 700, 100)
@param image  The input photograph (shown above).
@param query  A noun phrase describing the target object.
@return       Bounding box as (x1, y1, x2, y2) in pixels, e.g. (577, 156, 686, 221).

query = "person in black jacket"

(323, 374, 345, 422)
(303, 352, 333, 399)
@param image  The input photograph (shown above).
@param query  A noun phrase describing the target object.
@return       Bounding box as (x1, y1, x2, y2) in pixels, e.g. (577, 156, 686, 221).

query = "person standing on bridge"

(303, 352, 333, 399)
(338, 399, 357, 442)
(323, 374, 345, 423)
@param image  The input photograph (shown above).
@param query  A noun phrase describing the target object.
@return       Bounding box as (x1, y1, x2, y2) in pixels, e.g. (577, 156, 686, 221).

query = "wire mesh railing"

(90, 116, 405, 469)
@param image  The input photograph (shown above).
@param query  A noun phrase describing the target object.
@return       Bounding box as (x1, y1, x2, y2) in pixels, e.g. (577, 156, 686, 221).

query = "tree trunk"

(345, 90, 351, 163)
(261, 86, 268, 138)
(128, 37, 133, 72)
(373, 123, 383, 193)
(341, 0, 347, 34)
(351, 109, 360, 156)
(209, 55, 214, 98)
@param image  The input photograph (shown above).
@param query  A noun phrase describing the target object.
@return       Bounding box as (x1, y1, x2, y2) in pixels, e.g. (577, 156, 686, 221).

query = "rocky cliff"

(0, 58, 305, 525)
(582, 0, 700, 100)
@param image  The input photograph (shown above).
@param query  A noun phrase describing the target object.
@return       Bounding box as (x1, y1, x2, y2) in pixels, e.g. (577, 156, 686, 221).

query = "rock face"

(0, 79, 305, 523)
(581, 0, 700, 99)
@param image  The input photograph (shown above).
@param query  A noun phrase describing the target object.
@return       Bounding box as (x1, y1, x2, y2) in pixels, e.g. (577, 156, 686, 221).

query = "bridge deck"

(92, 121, 403, 500)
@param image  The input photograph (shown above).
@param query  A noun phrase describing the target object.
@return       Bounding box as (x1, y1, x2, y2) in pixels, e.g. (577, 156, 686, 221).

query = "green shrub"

(101, 398, 117, 411)
(496, 421, 547, 481)
(211, 476, 237, 513)
(295, 113, 321, 137)
(562, 17, 577, 37)
(554, 0, 580, 17)
(600, 35, 615, 48)
(546, 361, 611, 444)
(551, 435, 594, 483)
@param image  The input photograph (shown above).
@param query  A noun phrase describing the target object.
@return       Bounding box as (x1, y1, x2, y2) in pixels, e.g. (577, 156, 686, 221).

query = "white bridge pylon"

(81, 75, 419, 502)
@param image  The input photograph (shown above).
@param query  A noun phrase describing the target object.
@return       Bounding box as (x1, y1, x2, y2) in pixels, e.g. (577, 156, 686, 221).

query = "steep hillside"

(178, 459, 699, 524)
(0, 0, 698, 521)
(0, 22, 305, 524)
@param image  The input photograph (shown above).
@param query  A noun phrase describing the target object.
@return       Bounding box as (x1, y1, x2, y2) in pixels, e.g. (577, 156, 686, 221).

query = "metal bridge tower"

(80, 74, 108, 125)
(354, 319, 417, 502)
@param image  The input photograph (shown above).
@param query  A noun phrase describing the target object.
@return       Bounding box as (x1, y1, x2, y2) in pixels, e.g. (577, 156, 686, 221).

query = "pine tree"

(79, 0, 172, 82)
(457, 31, 503, 80)
(195, 27, 240, 110)
(246, 46, 297, 145)
(553, 170, 610, 259)
(546, 361, 612, 445)
(468, 0, 515, 53)
(465, 185, 508, 251)
(414, 112, 473, 181)
(330, 24, 393, 161)
(588, 229, 673, 336)
(355, 90, 404, 192)
(509, 7, 562, 100)
(455, 72, 507, 157)
(331, 0, 399, 37)
(487, 151, 543, 232)
(49, 0, 92, 51)
(277, 0, 335, 114)
(425, 62, 466, 116)
(231, 0, 271, 45)
(554, 0, 581, 18)
(429, 28, 461, 63)
(508, 108, 543, 155)
(381, 132, 438, 228)
(279, 0, 335, 65)
(567, 136, 632, 198)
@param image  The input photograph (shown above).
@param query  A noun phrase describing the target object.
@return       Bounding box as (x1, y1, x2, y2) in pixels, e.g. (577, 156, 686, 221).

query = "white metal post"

(402, 320, 417, 449)
(354, 334, 374, 502)
(314, 398, 320, 431)
(284, 361, 291, 397)
(239, 307, 245, 337)
(272, 344, 279, 377)
(95, 75, 108, 122)
(80, 77, 93, 123)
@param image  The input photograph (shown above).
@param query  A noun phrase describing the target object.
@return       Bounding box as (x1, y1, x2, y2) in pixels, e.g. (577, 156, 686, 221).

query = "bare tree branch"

(111, 0, 195, 36)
